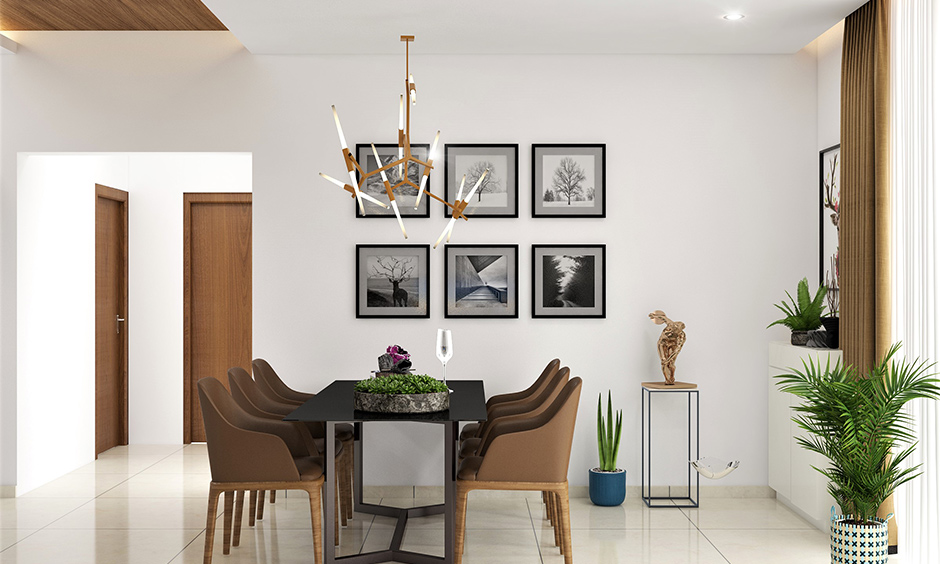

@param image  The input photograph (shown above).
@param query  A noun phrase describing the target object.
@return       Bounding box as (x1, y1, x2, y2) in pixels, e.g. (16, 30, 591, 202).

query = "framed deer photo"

(356, 244, 430, 318)
(532, 144, 606, 218)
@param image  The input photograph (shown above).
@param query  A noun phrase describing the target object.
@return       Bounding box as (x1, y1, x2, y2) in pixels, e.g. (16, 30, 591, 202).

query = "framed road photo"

(355, 143, 431, 218)
(443, 144, 518, 218)
(532, 244, 606, 318)
(444, 244, 518, 318)
(356, 244, 430, 318)
(532, 144, 606, 218)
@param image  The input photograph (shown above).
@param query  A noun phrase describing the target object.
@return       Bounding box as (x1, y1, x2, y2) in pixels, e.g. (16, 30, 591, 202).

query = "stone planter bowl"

(354, 391, 450, 414)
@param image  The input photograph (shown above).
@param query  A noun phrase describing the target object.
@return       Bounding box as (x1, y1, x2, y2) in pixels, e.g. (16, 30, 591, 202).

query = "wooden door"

(95, 184, 128, 456)
(183, 193, 252, 443)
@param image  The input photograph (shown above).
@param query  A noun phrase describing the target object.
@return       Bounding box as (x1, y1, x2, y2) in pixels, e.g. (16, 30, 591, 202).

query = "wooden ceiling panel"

(0, 0, 227, 31)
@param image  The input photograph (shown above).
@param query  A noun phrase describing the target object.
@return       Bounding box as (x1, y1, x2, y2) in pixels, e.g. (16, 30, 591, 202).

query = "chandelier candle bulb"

(318, 173, 389, 208)
(398, 95, 404, 177)
(409, 74, 416, 104)
(434, 218, 456, 249)
(414, 175, 430, 210)
(371, 143, 408, 239)
(331, 105, 348, 149)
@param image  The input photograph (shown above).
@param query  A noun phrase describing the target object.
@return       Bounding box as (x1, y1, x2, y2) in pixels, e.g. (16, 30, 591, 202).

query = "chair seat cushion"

(335, 423, 354, 442)
(312, 438, 344, 457)
(460, 422, 482, 440)
(294, 456, 325, 480)
(457, 456, 483, 481)
(459, 438, 482, 459)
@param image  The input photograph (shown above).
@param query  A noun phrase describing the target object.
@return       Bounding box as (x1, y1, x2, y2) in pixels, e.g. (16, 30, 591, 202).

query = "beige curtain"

(840, 0, 895, 547)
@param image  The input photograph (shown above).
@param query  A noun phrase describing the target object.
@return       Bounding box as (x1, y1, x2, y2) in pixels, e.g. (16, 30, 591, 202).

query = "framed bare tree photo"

(356, 244, 430, 318)
(532, 244, 606, 318)
(532, 144, 606, 218)
(355, 144, 431, 218)
(443, 144, 518, 218)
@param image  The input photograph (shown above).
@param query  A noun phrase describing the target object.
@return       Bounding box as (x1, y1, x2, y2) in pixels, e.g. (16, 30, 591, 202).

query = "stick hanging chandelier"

(319, 35, 487, 248)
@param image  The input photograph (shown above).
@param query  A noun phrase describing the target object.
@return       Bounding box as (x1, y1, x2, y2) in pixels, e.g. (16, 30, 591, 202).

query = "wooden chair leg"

(338, 451, 348, 527)
(309, 486, 323, 564)
(334, 481, 339, 546)
(270, 490, 276, 503)
(222, 490, 234, 555)
(455, 485, 469, 564)
(551, 492, 562, 549)
(248, 490, 257, 527)
(232, 490, 245, 547)
(545, 491, 555, 524)
(203, 487, 221, 564)
(558, 486, 573, 564)
(256, 490, 265, 521)
(342, 444, 353, 523)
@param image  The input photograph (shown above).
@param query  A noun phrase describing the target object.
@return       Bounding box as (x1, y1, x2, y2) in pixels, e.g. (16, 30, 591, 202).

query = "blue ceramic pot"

(589, 468, 626, 506)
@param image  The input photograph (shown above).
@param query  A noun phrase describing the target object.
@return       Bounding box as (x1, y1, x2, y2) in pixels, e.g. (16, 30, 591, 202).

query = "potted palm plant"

(767, 277, 828, 345)
(589, 391, 625, 506)
(776, 343, 940, 564)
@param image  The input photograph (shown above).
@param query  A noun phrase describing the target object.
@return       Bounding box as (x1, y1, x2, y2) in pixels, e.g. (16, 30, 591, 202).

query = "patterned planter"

(830, 508, 892, 564)
(791, 330, 812, 346)
(354, 391, 449, 413)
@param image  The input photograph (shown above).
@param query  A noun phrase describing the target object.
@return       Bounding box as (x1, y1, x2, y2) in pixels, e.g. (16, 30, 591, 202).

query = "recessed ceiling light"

(723, 13, 745, 21)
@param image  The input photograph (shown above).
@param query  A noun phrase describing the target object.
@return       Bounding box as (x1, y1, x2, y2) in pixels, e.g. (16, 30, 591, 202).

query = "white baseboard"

(364, 485, 774, 500)
(0, 485, 17, 498)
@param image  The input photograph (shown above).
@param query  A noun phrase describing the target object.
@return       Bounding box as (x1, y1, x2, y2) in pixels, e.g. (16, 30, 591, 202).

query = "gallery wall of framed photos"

(353, 142, 607, 320)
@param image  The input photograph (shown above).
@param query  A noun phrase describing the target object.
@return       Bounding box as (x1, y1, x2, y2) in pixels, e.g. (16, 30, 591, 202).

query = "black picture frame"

(355, 143, 431, 218)
(819, 144, 840, 287)
(531, 244, 606, 319)
(356, 244, 430, 318)
(532, 144, 606, 218)
(443, 144, 519, 218)
(444, 244, 519, 318)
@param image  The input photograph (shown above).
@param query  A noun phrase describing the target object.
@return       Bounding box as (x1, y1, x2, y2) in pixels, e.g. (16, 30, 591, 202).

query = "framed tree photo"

(444, 244, 518, 318)
(532, 144, 606, 218)
(819, 144, 840, 287)
(356, 244, 430, 318)
(355, 143, 431, 218)
(443, 144, 518, 218)
(532, 244, 606, 318)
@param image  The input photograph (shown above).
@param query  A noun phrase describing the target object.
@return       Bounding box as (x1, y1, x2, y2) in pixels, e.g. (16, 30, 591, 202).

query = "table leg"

(326, 421, 336, 564)
(444, 421, 457, 564)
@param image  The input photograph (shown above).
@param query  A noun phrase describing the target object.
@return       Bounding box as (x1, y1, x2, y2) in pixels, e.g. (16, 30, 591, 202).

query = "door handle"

(116, 315, 126, 334)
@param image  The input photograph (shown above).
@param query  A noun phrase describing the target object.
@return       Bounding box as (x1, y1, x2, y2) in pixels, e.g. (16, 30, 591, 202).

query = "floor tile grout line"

(525, 497, 546, 564)
(672, 498, 732, 564)
(166, 529, 205, 564)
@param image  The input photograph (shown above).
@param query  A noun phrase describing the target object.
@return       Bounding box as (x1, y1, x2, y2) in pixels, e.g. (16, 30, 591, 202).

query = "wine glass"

(436, 329, 454, 391)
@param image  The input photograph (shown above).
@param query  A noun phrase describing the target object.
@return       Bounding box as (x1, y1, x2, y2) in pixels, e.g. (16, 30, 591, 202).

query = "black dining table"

(285, 379, 487, 564)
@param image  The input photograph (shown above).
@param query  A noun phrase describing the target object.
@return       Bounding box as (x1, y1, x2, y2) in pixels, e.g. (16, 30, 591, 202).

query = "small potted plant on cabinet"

(589, 391, 625, 506)
(776, 343, 940, 564)
(767, 277, 828, 346)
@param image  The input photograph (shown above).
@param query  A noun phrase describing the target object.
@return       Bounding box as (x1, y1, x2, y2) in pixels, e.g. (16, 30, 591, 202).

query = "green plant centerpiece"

(776, 343, 940, 563)
(355, 346, 450, 413)
(589, 392, 625, 506)
(767, 277, 828, 346)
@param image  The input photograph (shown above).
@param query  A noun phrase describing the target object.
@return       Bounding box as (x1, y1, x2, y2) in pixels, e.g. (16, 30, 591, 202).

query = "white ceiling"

(201, 0, 864, 55)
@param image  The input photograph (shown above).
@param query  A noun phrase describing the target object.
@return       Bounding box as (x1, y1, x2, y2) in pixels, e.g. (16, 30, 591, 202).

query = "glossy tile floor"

(0, 445, 901, 563)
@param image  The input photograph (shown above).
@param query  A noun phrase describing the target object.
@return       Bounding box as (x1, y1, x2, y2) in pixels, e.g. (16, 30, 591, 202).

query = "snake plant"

(597, 391, 623, 472)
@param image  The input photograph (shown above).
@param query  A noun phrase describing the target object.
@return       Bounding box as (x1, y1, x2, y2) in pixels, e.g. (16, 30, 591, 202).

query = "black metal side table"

(640, 382, 700, 508)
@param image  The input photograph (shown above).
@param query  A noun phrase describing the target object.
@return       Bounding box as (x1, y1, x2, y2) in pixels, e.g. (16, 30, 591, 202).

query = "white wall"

(14, 152, 250, 494)
(1, 32, 819, 489)
(816, 21, 844, 150)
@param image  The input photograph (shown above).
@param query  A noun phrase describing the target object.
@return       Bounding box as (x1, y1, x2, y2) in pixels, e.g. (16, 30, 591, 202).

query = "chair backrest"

(253, 358, 314, 404)
(476, 377, 583, 483)
(478, 366, 570, 442)
(197, 377, 301, 483)
(486, 359, 561, 409)
(228, 366, 293, 417)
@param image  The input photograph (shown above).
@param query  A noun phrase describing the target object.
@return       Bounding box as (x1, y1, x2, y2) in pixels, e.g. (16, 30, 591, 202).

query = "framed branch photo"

(532, 244, 606, 319)
(355, 144, 431, 218)
(444, 244, 519, 318)
(819, 144, 840, 287)
(532, 144, 606, 218)
(443, 144, 518, 218)
(356, 244, 430, 318)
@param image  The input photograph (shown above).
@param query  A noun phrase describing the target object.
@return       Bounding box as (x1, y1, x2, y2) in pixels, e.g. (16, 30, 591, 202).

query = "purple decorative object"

(377, 345, 413, 374)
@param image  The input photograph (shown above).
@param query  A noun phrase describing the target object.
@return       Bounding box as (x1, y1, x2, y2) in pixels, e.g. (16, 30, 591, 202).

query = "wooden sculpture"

(645, 310, 695, 389)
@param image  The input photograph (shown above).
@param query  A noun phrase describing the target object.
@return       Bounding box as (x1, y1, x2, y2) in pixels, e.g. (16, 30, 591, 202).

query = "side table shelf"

(640, 383, 700, 508)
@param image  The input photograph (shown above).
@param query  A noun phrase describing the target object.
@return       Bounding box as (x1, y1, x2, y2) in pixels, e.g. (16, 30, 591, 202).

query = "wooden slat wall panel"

(0, 0, 226, 31)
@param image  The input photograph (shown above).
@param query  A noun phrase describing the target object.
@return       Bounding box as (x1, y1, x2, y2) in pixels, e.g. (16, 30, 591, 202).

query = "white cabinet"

(768, 341, 840, 532)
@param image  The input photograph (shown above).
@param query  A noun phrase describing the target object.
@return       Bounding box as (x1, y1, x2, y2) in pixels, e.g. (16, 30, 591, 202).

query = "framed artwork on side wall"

(819, 144, 840, 287)
(355, 143, 431, 218)
(356, 244, 430, 318)
(444, 244, 519, 318)
(443, 144, 519, 218)
(532, 144, 606, 218)
(532, 244, 606, 318)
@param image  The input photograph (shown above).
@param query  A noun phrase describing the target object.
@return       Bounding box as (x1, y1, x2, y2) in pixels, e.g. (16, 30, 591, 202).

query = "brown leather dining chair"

(455, 377, 582, 564)
(252, 358, 356, 522)
(197, 377, 325, 564)
(459, 359, 561, 440)
(228, 367, 352, 535)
